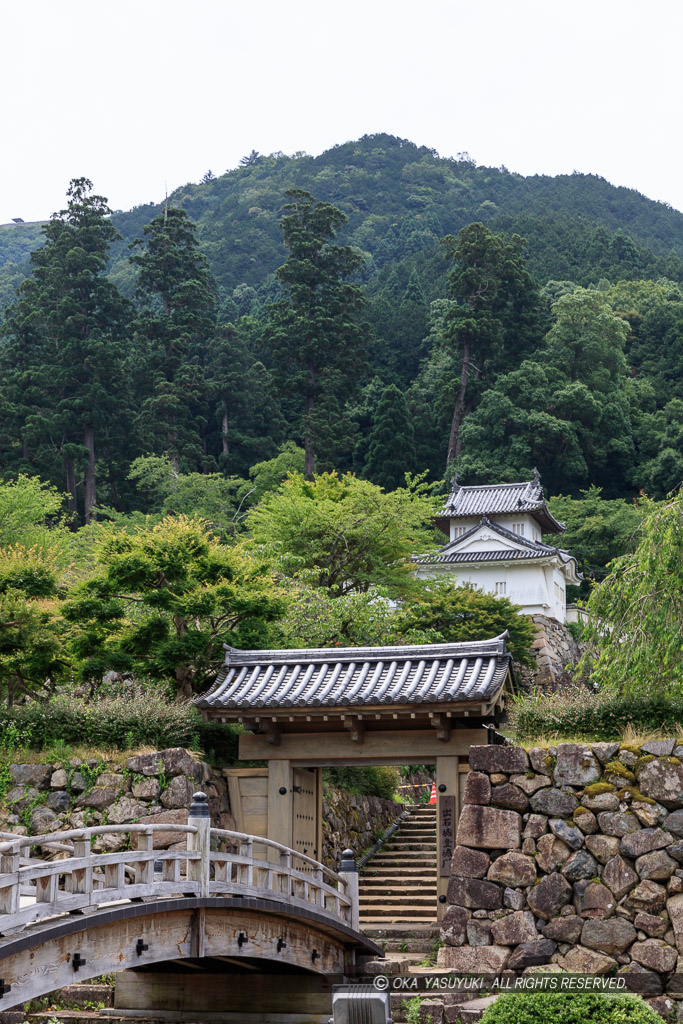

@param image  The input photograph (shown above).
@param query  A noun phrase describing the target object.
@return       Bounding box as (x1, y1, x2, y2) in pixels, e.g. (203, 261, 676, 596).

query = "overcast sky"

(2, 0, 681, 225)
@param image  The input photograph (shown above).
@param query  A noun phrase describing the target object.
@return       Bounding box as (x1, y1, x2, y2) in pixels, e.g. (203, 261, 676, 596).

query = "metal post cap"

(189, 791, 210, 817)
(339, 849, 357, 873)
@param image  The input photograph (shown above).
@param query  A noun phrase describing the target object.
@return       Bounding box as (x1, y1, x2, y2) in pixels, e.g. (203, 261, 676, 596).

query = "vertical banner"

(439, 795, 455, 877)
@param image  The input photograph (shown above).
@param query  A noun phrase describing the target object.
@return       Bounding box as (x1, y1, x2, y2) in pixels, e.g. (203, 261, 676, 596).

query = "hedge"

(480, 992, 662, 1024)
(508, 686, 683, 741)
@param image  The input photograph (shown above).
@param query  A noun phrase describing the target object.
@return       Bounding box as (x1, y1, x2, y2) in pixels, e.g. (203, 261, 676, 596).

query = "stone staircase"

(359, 803, 438, 936)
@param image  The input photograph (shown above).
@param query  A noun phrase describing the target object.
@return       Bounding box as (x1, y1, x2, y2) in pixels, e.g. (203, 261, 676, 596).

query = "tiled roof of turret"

(441, 472, 564, 534)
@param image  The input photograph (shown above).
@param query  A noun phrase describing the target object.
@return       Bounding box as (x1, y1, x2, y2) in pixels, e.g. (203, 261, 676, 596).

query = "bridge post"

(188, 791, 211, 897)
(339, 849, 359, 932)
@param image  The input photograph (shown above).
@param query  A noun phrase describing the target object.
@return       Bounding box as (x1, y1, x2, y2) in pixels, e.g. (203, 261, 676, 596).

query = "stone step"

(379, 842, 437, 852)
(364, 924, 441, 939)
(382, 938, 440, 953)
(370, 852, 437, 862)
(360, 888, 436, 897)
(360, 906, 438, 918)
(451, 995, 498, 1022)
(360, 877, 437, 888)
(360, 896, 437, 909)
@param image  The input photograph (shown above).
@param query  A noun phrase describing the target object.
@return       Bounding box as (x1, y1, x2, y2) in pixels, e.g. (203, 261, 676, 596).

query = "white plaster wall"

(416, 559, 568, 621)
(448, 513, 542, 543)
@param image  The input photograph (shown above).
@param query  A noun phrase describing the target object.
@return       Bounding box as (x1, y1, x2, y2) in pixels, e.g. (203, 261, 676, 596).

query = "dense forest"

(1, 134, 683, 539)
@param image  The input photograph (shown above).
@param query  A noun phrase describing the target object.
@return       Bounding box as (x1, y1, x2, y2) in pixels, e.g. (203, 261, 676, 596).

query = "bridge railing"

(0, 793, 357, 937)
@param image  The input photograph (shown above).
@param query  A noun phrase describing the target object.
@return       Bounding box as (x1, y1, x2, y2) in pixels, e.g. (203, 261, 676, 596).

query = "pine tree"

(0, 179, 132, 521)
(364, 384, 416, 490)
(130, 207, 217, 471)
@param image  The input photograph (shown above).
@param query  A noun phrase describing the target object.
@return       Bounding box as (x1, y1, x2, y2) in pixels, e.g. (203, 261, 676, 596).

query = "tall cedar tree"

(364, 384, 416, 489)
(130, 207, 217, 471)
(265, 189, 370, 477)
(0, 179, 131, 521)
(443, 223, 541, 468)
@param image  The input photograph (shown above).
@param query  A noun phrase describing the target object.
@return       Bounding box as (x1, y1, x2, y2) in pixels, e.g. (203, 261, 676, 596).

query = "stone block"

(490, 910, 537, 945)
(526, 872, 573, 920)
(631, 939, 678, 973)
(466, 920, 492, 946)
(581, 917, 637, 954)
(582, 791, 620, 812)
(523, 814, 548, 840)
(76, 786, 118, 810)
(132, 778, 162, 802)
(597, 811, 641, 836)
(623, 880, 668, 914)
(586, 834, 621, 864)
(507, 939, 556, 969)
(462, 770, 491, 807)
(107, 796, 151, 826)
(451, 845, 490, 878)
(574, 808, 599, 834)
(666, 894, 683, 953)
(9, 764, 52, 789)
(549, 819, 584, 850)
(591, 742, 621, 764)
(97, 773, 128, 790)
(503, 888, 525, 911)
(447, 876, 502, 910)
(160, 775, 194, 809)
(574, 880, 617, 919)
(618, 962, 663, 996)
(554, 743, 601, 787)
(562, 849, 599, 882)
(50, 768, 68, 789)
(542, 916, 583, 943)
(133, 808, 189, 848)
(469, 746, 528, 774)
(632, 801, 669, 828)
(29, 806, 57, 833)
(664, 811, 683, 837)
(491, 784, 528, 813)
(536, 832, 571, 873)
(437, 945, 510, 971)
(620, 827, 674, 858)
(487, 851, 536, 888)
(642, 740, 676, 757)
(529, 748, 553, 774)
(556, 945, 617, 973)
(637, 850, 677, 882)
(440, 904, 469, 946)
(635, 912, 669, 939)
(639, 760, 683, 810)
(47, 790, 70, 813)
(510, 774, 551, 795)
(603, 855, 639, 900)
(457, 804, 521, 850)
(530, 788, 578, 818)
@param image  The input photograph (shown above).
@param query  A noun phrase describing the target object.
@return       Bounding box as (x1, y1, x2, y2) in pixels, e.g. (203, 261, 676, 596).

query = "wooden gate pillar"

(436, 755, 460, 920)
(267, 759, 292, 850)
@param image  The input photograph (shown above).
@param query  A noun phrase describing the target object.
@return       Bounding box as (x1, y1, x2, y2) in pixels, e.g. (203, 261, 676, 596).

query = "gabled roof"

(441, 472, 564, 534)
(414, 516, 582, 582)
(195, 636, 513, 714)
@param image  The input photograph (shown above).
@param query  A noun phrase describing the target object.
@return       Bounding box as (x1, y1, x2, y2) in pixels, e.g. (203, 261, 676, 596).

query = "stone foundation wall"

(0, 747, 234, 850)
(440, 740, 683, 1011)
(519, 614, 585, 691)
(322, 788, 403, 867)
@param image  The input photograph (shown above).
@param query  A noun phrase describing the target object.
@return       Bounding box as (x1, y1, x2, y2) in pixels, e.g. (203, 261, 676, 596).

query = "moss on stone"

(583, 782, 616, 797)
(604, 760, 636, 783)
(667, 756, 681, 766)
(619, 744, 642, 755)
(634, 755, 655, 774)
(574, 806, 591, 816)
(544, 754, 556, 772)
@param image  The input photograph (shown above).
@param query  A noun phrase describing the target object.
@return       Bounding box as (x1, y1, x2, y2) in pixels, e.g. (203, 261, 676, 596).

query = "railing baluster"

(162, 856, 180, 884)
(71, 839, 92, 896)
(36, 869, 59, 904)
(104, 860, 124, 892)
(134, 829, 154, 886)
(0, 848, 20, 915)
(279, 850, 291, 897)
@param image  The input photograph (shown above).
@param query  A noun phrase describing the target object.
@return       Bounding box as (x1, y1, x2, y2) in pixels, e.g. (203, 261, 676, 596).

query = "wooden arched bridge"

(0, 794, 379, 1016)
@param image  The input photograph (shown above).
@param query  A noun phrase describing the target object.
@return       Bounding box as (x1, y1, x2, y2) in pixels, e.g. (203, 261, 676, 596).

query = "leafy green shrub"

(324, 765, 400, 800)
(509, 685, 683, 741)
(480, 992, 661, 1024)
(195, 720, 241, 766)
(0, 693, 201, 750)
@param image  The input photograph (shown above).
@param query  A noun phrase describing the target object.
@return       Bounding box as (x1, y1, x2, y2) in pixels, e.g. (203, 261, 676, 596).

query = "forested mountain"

(1, 134, 683, 537)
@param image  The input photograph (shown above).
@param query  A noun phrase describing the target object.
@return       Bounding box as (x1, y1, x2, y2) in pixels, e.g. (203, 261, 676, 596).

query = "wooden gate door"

(291, 767, 321, 864)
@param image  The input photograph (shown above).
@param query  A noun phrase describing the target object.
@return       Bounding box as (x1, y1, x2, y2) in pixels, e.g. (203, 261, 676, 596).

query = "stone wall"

(519, 614, 585, 691)
(322, 788, 404, 867)
(0, 747, 234, 849)
(440, 740, 683, 1013)
(0, 748, 400, 869)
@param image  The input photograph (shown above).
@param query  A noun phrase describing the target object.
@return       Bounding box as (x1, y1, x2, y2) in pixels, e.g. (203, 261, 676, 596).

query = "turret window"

(495, 582, 506, 595)
(511, 522, 525, 535)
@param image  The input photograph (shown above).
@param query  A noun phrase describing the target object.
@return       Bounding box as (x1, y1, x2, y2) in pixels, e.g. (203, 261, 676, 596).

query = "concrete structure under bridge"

(0, 794, 378, 1024)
